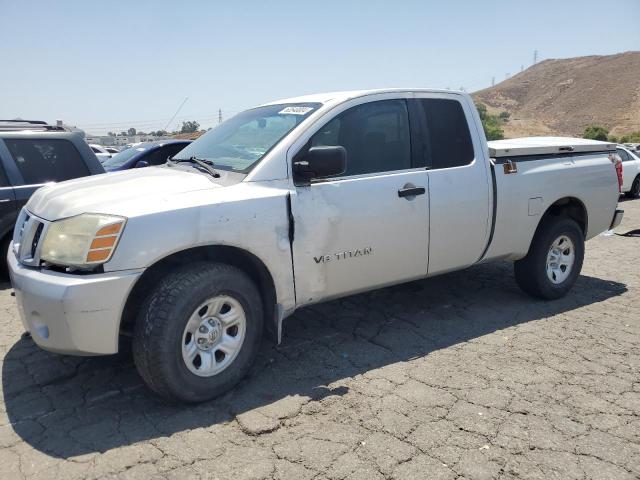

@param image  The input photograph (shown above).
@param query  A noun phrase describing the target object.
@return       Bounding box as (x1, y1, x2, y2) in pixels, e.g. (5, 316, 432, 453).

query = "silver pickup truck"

(8, 89, 623, 402)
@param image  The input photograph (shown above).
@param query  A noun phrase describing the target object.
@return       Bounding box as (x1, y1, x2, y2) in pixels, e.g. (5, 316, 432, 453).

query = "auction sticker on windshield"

(278, 106, 314, 115)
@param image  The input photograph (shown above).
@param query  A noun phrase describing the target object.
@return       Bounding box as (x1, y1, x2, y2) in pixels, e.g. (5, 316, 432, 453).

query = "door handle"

(397, 186, 426, 198)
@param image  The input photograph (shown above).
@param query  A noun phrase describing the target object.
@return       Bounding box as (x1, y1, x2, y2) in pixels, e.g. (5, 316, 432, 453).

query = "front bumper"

(8, 248, 143, 355)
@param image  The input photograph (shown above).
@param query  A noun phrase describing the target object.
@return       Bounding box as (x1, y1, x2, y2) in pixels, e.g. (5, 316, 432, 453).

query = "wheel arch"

(119, 245, 278, 342)
(531, 196, 588, 246)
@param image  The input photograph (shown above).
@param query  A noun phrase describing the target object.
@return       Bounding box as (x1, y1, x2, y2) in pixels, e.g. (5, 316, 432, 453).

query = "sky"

(1, 0, 639, 135)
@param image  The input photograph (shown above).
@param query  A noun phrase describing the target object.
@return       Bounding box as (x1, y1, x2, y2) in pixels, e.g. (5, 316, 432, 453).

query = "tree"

(582, 125, 609, 141)
(475, 103, 505, 140)
(180, 121, 200, 133)
(127, 127, 137, 136)
(107, 131, 116, 137)
(476, 103, 488, 120)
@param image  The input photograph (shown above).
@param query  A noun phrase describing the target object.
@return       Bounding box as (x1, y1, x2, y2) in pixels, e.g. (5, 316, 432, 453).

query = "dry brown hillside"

(473, 51, 640, 138)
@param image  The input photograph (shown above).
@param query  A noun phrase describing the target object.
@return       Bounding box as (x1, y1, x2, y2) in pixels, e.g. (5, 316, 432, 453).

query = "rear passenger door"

(410, 94, 491, 275)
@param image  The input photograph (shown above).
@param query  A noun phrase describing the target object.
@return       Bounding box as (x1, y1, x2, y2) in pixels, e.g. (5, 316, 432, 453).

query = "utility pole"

(533, 50, 538, 65)
(491, 77, 495, 87)
(218, 109, 222, 124)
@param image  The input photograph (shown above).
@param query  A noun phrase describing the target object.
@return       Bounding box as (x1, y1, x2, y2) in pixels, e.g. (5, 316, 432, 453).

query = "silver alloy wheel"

(546, 235, 575, 285)
(181, 295, 247, 377)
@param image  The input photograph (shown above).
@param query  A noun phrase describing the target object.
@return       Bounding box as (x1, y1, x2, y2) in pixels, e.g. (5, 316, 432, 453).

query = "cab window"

(413, 98, 475, 169)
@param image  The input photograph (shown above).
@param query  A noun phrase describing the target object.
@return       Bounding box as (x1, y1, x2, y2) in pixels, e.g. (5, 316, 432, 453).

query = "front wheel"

(133, 262, 263, 403)
(514, 217, 585, 300)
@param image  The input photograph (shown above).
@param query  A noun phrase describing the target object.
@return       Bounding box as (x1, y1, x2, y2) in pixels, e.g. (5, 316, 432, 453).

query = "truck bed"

(488, 137, 616, 158)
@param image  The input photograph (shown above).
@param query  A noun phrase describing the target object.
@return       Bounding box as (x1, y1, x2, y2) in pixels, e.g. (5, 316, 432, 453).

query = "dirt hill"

(473, 51, 640, 138)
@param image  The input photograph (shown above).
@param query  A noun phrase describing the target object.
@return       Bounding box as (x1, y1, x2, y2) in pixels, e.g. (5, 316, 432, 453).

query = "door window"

(413, 98, 474, 169)
(617, 148, 632, 162)
(162, 143, 188, 163)
(310, 99, 411, 177)
(145, 144, 189, 166)
(4, 139, 89, 184)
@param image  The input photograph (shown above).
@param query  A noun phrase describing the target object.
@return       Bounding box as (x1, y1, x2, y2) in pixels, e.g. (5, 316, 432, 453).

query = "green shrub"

(583, 125, 609, 141)
(475, 103, 505, 140)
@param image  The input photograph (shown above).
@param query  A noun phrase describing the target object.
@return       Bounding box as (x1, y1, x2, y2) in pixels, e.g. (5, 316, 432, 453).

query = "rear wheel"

(133, 262, 263, 403)
(625, 176, 640, 199)
(514, 217, 584, 299)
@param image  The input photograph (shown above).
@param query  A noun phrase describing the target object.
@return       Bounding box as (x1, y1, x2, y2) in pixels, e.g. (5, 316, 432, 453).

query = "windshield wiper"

(169, 156, 221, 178)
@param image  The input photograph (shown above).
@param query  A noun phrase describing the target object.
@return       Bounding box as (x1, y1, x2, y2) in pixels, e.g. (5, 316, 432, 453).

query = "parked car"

(102, 140, 191, 171)
(105, 146, 120, 155)
(616, 146, 640, 198)
(88, 143, 113, 163)
(623, 143, 640, 153)
(8, 90, 622, 402)
(0, 120, 104, 271)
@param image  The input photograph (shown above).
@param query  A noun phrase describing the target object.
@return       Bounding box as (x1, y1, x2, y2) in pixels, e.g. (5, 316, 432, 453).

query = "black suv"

(0, 120, 104, 270)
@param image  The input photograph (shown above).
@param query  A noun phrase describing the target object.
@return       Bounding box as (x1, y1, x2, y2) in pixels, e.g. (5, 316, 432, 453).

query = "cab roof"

(261, 88, 460, 107)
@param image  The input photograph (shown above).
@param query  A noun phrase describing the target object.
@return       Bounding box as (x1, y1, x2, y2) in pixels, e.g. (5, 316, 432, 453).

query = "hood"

(27, 167, 223, 221)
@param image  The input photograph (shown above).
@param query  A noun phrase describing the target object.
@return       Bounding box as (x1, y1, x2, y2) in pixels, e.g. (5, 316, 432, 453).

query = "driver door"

(290, 97, 430, 306)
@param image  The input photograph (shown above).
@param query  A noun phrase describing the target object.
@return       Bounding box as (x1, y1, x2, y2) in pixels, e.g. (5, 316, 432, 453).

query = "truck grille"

(13, 209, 48, 266)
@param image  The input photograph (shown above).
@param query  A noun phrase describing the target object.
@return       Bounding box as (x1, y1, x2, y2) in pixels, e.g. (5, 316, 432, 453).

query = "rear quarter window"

(415, 98, 475, 169)
(4, 138, 90, 184)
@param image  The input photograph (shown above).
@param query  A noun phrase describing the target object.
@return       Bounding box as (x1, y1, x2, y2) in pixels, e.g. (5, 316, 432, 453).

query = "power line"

(163, 97, 189, 132)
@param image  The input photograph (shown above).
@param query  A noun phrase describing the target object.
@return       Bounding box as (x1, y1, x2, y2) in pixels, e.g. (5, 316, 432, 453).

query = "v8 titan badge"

(314, 247, 372, 264)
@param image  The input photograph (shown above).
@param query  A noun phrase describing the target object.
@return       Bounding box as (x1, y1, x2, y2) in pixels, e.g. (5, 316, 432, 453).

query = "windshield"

(102, 146, 148, 169)
(173, 103, 321, 172)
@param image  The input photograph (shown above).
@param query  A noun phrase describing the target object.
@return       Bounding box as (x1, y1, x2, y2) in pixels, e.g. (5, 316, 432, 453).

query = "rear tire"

(514, 217, 584, 300)
(625, 176, 640, 199)
(133, 262, 263, 403)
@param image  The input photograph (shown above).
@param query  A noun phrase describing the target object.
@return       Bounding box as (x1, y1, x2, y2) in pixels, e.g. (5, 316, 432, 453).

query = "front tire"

(133, 262, 263, 403)
(0, 235, 12, 278)
(514, 217, 584, 300)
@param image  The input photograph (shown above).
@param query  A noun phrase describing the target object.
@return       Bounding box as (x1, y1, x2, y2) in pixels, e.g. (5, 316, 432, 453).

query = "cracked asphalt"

(1, 200, 639, 480)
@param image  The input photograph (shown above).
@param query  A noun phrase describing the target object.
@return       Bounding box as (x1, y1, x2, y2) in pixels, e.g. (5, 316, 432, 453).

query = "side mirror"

(135, 160, 149, 168)
(293, 146, 346, 182)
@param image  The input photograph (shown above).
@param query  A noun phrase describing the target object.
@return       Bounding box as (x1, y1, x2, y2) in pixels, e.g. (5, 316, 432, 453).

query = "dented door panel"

(290, 170, 429, 306)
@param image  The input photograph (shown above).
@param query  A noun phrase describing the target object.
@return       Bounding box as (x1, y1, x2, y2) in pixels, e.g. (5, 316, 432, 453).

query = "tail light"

(609, 153, 623, 192)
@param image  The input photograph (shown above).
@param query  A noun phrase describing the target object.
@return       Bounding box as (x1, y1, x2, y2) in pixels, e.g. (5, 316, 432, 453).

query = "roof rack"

(0, 119, 66, 132)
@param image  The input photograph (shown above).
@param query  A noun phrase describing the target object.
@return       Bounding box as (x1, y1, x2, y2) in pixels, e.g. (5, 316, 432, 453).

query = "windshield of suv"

(102, 146, 147, 169)
(172, 103, 321, 172)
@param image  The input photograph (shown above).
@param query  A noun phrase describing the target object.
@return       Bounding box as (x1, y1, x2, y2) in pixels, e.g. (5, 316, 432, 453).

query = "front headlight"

(40, 213, 126, 268)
